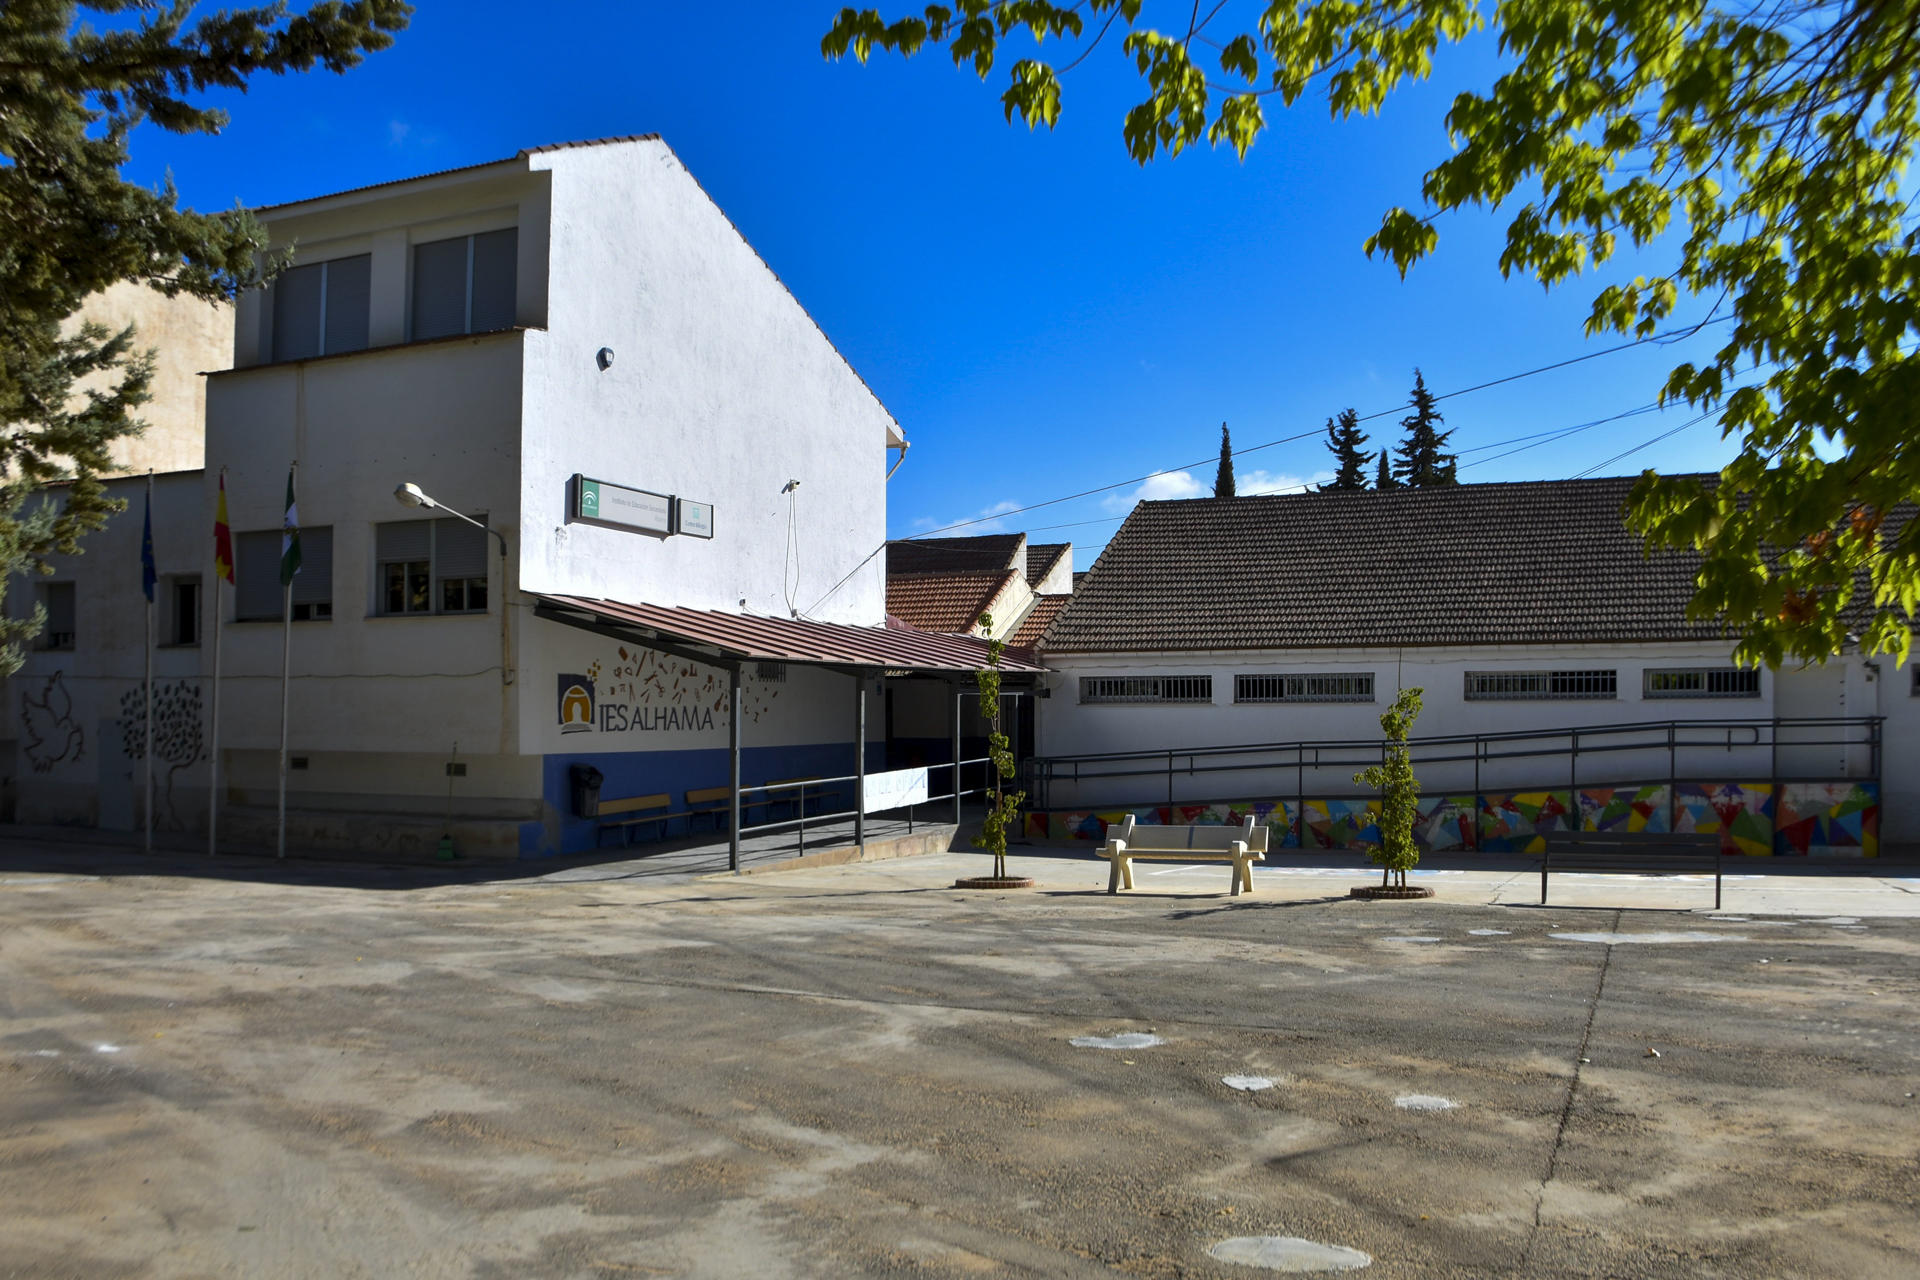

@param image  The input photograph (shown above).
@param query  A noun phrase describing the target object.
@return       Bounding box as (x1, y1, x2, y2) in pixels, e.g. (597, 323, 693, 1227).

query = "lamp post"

(393, 482, 515, 687)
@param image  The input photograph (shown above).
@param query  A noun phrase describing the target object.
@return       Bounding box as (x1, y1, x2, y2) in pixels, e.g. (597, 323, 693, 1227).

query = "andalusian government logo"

(558, 674, 594, 732)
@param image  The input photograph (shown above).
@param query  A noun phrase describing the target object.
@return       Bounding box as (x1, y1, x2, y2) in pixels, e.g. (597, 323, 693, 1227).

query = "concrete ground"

(2, 838, 1917, 1279)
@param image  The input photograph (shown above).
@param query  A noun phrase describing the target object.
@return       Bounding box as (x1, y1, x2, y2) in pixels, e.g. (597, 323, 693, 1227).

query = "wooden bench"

(1100, 815, 1269, 896)
(1541, 831, 1723, 908)
(593, 792, 673, 848)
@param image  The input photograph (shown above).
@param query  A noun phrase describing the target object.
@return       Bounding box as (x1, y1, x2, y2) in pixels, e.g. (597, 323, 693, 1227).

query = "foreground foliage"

(1354, 686, 1424, 888)
(0, 1, 410, 674)
(826, 0, 1920, 664)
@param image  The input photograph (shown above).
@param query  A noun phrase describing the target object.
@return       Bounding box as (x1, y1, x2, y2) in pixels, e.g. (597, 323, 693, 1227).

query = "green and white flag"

(279, 468, 301, 586)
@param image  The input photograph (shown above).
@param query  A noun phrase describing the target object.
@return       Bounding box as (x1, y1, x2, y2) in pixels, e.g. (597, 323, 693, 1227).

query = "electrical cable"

(806, 314, 1733, 612)
(1567, 409, 1718, 479)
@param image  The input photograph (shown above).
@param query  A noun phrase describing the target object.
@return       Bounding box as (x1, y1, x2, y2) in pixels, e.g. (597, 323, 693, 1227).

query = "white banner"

(864, 766, 930, 814)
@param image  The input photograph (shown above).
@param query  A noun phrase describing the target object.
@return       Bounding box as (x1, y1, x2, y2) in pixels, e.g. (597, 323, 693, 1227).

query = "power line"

(1457, 402, 1666, 471)
(904, 314, 1731, 542)
(1568, 409, 1718, 479)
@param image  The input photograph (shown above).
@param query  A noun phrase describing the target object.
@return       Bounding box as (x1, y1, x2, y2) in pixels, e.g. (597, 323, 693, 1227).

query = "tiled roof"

(1008, 595, 1070, 651)
(1046, 476, 1737, 653)
(534, 595, 1045, 673)
(256, 135, 661, 213)
(888, 534, 1025, 576)
(1026, 542, 1070, 586)
(886, 570, 1019, 634)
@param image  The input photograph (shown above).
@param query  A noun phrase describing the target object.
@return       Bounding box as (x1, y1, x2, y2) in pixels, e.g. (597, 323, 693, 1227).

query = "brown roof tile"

(1025, 542, 1070, 587)
(1008, 595, 1070, 650)
(1046, 476, 1734, 653)
(888, 534, 1025, 576)
(886, 570, 1018, 634)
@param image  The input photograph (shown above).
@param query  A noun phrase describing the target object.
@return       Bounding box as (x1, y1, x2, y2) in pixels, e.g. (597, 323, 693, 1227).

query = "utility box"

(569, 763, 604, 818)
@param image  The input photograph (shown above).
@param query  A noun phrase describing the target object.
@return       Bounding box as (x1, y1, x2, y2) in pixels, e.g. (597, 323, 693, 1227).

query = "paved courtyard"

(3, 840, 1917, 1278)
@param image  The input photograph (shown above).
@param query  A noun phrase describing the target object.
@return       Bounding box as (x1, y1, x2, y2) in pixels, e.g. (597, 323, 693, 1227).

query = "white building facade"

(1031, 483, 1912, 855)
(3, 136, 1031, 859)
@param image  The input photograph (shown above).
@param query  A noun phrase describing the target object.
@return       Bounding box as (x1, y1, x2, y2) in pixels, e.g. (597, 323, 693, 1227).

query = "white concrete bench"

(1099, 815, 1269, 896)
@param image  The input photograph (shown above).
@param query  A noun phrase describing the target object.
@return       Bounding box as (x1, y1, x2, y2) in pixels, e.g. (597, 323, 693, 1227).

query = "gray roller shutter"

(235, 530, 280, 620)
(291, 528, 332, 608)
(323, 254, 371, 354)
(375, 519, 432, 563)
(411, 237, 468, 340)
(270, 263, 323, 362)
(434, 517, 489, 581)
(469, 229, 518, 332)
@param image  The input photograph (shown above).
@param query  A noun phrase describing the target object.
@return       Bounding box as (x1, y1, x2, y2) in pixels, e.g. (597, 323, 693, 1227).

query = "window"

(33, 582, 75, 650)
(235, 528, 333, 621)
(1465, 669, 1617, 700)
(411, 229, 517, 340)
(1080, 675, 1213, 704)
(1644, 667, 1761, 698)
(1911, 665, 1919, 697)
(166, 576, 201, 647)
(375, 517, 489, 616)
(1235, 673, 1374, 703)
(269, 255, 371, 362)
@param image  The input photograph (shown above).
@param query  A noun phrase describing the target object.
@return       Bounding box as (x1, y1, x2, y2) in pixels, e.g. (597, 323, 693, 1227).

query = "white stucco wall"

(517, 139, 895, 625)
(1036, 643, 1909, 838)
(202, 332, 525, 778)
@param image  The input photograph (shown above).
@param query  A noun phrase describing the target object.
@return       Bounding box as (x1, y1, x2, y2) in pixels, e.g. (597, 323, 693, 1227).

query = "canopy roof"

(533, 595, 1046, 676)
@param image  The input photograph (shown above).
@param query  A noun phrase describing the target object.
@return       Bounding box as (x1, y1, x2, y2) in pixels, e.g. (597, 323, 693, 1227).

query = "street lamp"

(393, 481, 514, 687)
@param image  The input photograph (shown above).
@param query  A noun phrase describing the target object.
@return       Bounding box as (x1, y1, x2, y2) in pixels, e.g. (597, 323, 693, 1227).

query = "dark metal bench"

(1541, 831, 1724, 908)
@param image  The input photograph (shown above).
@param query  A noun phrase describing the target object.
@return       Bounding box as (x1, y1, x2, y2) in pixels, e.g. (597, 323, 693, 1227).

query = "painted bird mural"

(21, 671, 84, 773)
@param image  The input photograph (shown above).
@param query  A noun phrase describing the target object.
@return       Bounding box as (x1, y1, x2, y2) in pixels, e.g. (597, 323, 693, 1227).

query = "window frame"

(268, 253, 372, 363)
(32, 581, 76, 651)
(1079, 675, 1214, 705)
(1464, 669, 1619, 701)
(1234, 672, 1375, 704)
(234, 527, 334, 623)
(1643, 666, 1762, 699)
(409, 227, 518, 342)
(373, 515, 491, 618)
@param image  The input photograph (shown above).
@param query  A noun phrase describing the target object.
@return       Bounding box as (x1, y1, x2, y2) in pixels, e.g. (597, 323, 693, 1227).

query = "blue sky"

(124, 4, 1741, 569)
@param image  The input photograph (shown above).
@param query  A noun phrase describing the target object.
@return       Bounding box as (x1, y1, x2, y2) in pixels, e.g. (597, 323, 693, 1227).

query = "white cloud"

(388, 120, 412, 146)
(1100, 466, 1331, 513)
(907, 498, 1023, 535)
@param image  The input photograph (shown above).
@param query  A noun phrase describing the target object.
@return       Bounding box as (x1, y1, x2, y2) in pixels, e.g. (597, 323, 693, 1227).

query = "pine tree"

(0, 3, 411, 676)
(1391, 369, 1458, 487)
(1319, 408, 1370, 491)
(1213, 422, 1235, 498)
(1375, 449, 1399, 490)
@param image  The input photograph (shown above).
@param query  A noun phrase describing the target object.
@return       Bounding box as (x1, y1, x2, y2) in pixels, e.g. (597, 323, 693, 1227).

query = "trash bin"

(569, 763, 604, 818)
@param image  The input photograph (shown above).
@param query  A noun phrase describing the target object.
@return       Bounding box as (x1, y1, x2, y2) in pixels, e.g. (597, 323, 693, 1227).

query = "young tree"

(969, 614, 1026, 880)
(1212, 422, 1236, 498)
(1319, 408, 1370, 491)
(0, 2, 411, 676)
(1392, 370, 1457, 487)
(1375, 450, 1399, 491)
(1354, 687, 1425, 890)
(824, 1, 1920, 665)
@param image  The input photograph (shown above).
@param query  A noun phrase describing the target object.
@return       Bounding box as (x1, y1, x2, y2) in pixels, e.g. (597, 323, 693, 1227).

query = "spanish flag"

(213, 471, 234, 584)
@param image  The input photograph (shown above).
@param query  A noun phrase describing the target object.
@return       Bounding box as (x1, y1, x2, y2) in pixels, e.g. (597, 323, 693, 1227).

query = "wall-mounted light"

(596, 347, 615, 371)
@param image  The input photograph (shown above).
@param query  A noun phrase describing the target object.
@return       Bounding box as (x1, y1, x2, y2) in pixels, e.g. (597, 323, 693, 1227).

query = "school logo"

(557, 674, 595, 733)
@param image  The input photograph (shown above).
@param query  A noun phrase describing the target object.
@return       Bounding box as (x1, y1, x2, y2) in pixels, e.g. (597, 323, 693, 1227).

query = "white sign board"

(863, 766, 930, 814)
(676, 497, 714, 539)
(575, 475, 672, 536)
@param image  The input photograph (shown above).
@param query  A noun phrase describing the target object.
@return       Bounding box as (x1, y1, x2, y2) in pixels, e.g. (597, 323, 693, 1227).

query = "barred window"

(1644, 667, 1761, 698)
(1080, 675, 1213, 704)
(755, 661, 788, 682)
(1465, 669, 1617, 700)
(1235, 673, 1374, 703)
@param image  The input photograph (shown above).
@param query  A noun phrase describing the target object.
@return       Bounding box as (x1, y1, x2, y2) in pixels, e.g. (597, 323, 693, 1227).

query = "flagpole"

(210, 570, 222, 856)
(277, 461, 298, 860)
(277, 572, 290, 859)
(209, 467, 228, 858)
(144, 472, 154, 855)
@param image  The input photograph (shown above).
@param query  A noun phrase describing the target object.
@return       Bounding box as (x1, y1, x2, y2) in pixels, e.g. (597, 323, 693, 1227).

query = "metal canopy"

(533, 594, 1047, 677)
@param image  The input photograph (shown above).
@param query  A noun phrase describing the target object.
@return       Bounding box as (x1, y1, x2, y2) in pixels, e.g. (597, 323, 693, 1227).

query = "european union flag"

(141, 489, 156, 604)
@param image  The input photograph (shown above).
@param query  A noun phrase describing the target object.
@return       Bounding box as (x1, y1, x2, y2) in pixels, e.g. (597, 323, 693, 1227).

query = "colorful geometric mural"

(1776, 782, 1879, 856)
(1026, 779, 1880, 856)
(1578, 785, 1669, 835)
(1476, 791, 1575, 853)
(1673, 782, 1775, 856)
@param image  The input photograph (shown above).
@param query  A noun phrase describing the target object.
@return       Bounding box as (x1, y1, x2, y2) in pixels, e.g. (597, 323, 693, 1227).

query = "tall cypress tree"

(1213, 422, 1235, 498)
(1319, 408, 1370, 490)
(1375, 450, 1399, 489)
(1391, 369, 1458, 486)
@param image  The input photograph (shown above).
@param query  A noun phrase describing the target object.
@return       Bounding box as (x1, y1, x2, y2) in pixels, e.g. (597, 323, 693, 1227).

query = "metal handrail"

(735, 755, 993, 854)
